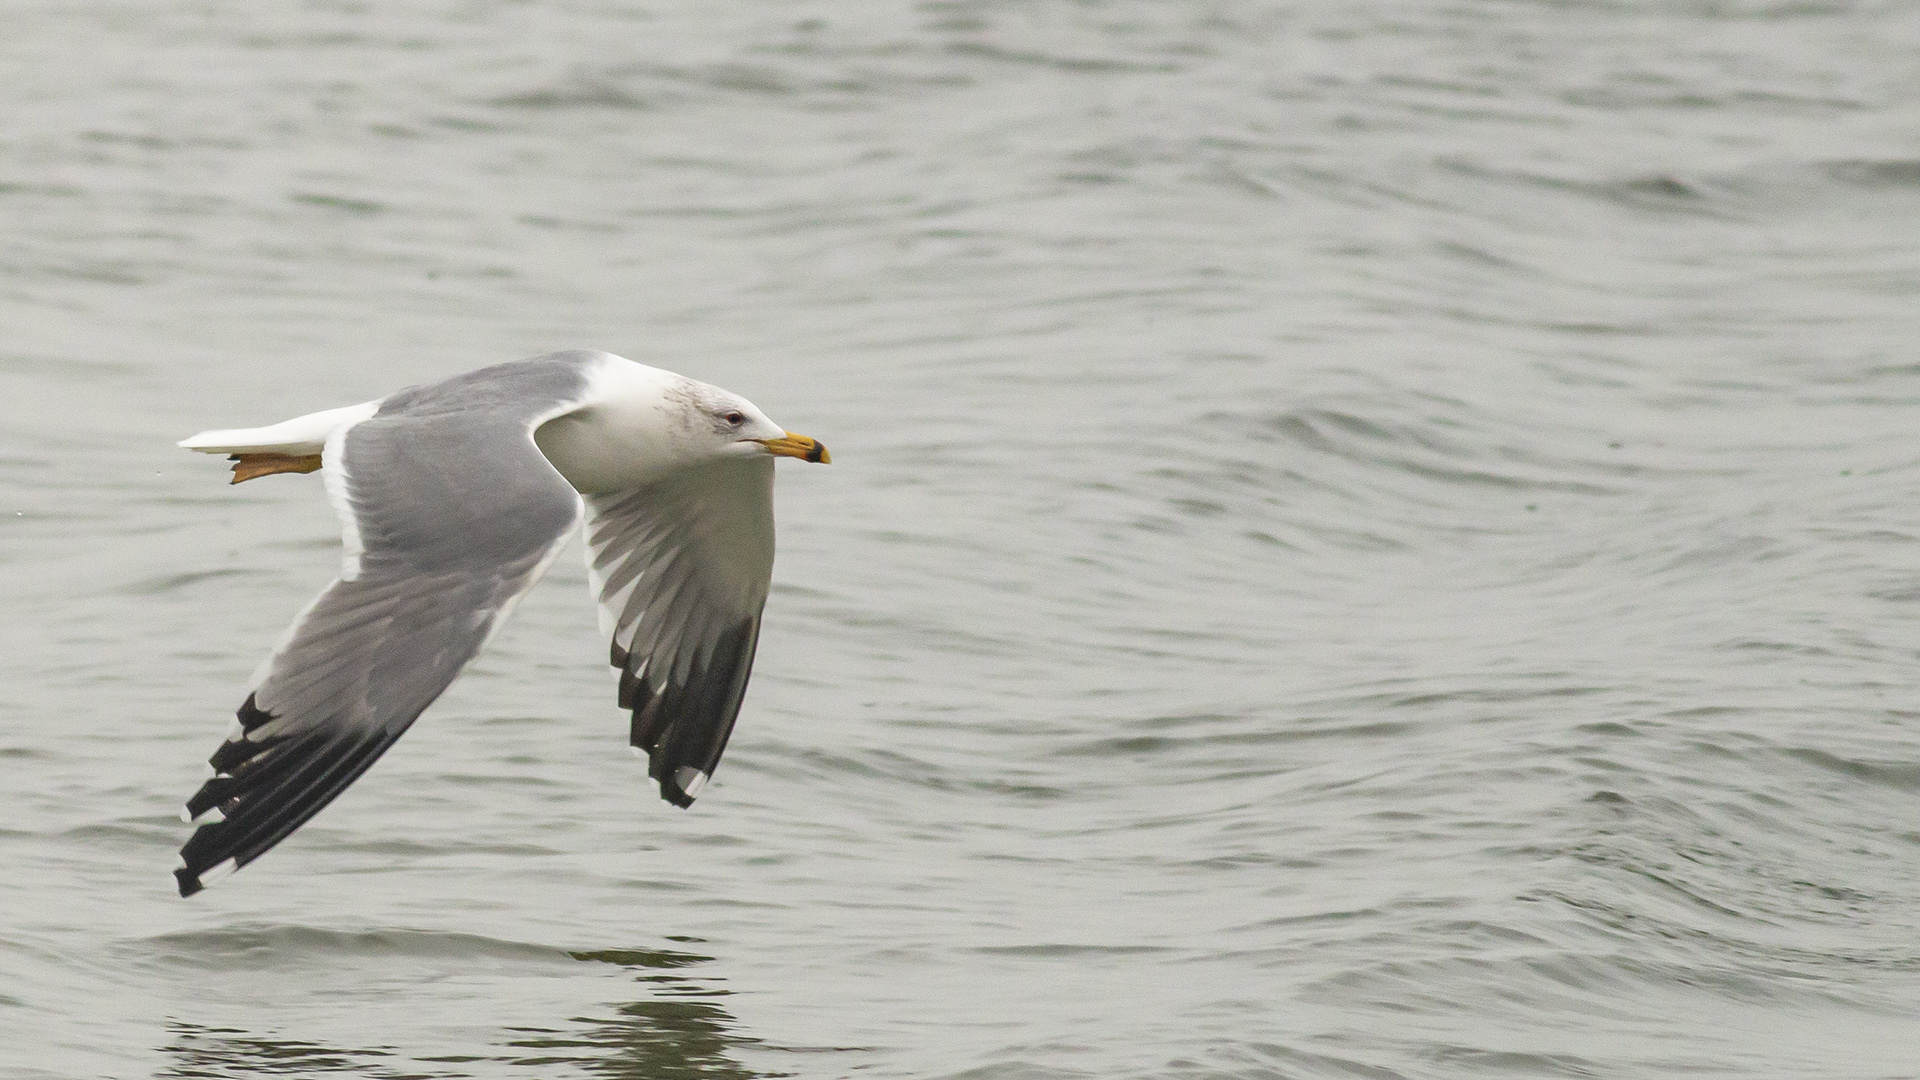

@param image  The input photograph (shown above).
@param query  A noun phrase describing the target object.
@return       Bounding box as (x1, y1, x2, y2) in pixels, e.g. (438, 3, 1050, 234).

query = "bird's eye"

(724, 411, 745, 425)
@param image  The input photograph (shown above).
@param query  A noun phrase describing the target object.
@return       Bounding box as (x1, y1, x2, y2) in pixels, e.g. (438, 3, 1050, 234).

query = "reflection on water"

(159, 1023, 418, 1079)
(158, 946, 779, 1079)
(507, 945, 777, 1080)
(504, 997, 772, 1080)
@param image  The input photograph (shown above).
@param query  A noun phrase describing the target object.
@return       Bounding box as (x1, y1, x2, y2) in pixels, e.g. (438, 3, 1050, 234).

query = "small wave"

(488, 77, 652, 112)
(1055, 719, 1416, 759)
(125, 924, 572, 969)
(485, 56, 966, 118)
(1822, 159, 1920, 190)
(946, 41, 1182, 74)
(1438, 152, 1920, 234)
(1427, 1047, 1600, 1077)
(1243, 402, 1625, 496)
(1437, 159, 1731, 219)
(315, 836, 563, 856)
(974, 943, 1176, 958)
(1642, 157, 1920, 220)
(1561, 84, 1862, 116)
(1779, 747, 1920, 792)
(289, 192, 385, 215)
(743, 742, 1070, 801)
(116, 567, 263, 596)
(55, 819, 182, 846)
(0, 351, 137, 378)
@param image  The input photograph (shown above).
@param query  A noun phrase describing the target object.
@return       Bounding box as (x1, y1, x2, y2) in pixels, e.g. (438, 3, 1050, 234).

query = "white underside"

(321, 419, 368, 581)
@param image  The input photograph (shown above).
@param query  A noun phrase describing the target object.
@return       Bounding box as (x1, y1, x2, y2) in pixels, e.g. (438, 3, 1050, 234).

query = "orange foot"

(228, 453, 323, 484)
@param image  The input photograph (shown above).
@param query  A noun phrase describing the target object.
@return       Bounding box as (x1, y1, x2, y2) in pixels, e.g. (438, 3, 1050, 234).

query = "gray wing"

(586, 456, 775, 808)
(176, 381, 586, 897)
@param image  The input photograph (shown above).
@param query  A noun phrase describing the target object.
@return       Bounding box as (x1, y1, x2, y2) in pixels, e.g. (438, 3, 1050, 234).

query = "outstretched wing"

(585, 456, 775, 807)
(175, 392, 585, 897)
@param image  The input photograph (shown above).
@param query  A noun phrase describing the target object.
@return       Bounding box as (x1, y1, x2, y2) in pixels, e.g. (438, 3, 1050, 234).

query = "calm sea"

(4, 2, 1919, 1077)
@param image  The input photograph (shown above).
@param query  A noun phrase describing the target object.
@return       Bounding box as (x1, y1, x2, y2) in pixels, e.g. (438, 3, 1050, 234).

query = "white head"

(662, 377, 827, 462)
(534, 355, 829, 493)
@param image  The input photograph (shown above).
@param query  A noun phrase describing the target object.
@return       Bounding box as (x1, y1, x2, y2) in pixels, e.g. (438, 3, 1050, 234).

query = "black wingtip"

(237, 692, 275, 733)
(644, 748, 697, 808)
(175, 867, 202, 898)
(654, 761, 710, 809)
(620, 617, 755, 811)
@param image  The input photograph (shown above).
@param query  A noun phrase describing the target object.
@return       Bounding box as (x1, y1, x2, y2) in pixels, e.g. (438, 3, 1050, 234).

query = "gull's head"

(675, 382, 831, 466)
(534, 358, 830, 493)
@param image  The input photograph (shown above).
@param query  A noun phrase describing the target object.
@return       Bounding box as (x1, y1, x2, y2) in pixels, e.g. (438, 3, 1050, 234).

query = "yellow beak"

(757, 431, 831, 464)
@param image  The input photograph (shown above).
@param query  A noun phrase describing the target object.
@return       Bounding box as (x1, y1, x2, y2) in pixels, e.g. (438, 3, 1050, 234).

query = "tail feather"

(179, 400, 381, 456)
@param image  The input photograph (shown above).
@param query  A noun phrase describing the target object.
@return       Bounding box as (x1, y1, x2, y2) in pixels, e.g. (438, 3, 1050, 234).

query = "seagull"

(171, 350, 829, 897)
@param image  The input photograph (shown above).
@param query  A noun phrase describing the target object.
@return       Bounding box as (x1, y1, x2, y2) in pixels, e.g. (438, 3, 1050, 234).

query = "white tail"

(179, 400, 382, 455)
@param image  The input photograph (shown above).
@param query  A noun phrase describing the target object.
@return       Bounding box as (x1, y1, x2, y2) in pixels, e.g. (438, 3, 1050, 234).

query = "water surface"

(4, 2, 1920, 1077)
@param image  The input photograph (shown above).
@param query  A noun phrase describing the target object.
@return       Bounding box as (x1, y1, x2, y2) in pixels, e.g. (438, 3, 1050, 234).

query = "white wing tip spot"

(674, 767, 709, 799)
(198, 858, 239, 886)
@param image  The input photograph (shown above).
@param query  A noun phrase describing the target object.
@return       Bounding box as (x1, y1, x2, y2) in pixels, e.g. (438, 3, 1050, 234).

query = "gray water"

(4, 1, 1920, 1077)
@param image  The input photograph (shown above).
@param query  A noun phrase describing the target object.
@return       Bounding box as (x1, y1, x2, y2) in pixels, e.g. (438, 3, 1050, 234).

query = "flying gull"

(171, 350, 829, 897)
